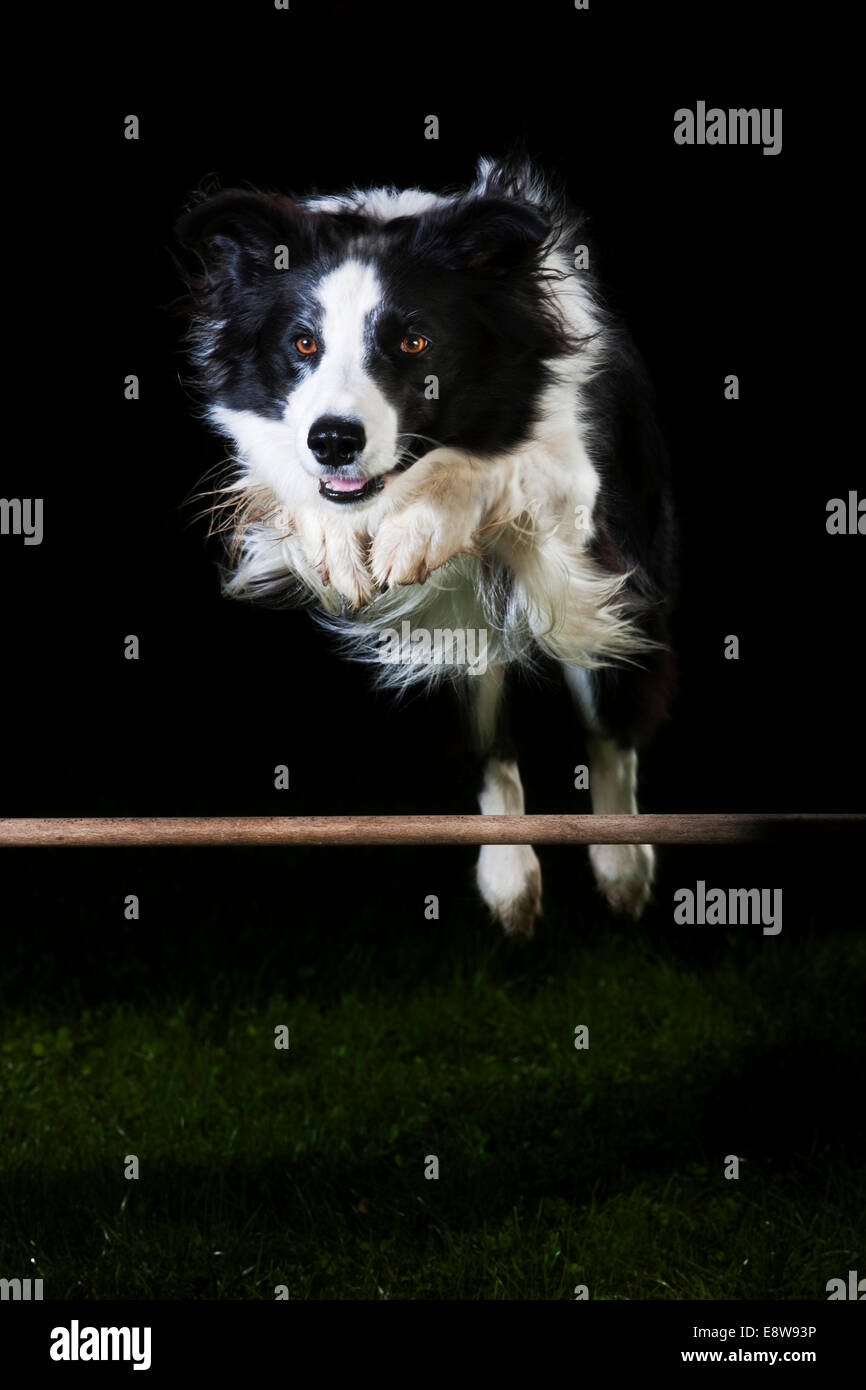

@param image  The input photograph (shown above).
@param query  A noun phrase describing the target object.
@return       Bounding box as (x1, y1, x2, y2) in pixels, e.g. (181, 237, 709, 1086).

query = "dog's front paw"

(370, 503, 477, 589)
(589, 842, 655, 920)
(294, 511, 373, 608)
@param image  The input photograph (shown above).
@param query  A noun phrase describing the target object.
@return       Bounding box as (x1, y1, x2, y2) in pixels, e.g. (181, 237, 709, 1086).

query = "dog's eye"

(295, 336, 318, 355)
(401, 334, 429, 355)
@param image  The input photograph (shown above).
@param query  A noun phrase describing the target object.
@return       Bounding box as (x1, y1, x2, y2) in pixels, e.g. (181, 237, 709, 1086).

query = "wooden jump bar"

(0, 814, 862, 848)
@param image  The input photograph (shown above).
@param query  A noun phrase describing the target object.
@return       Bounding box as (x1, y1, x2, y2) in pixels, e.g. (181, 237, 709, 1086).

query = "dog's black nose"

(307, 417, 366, 469)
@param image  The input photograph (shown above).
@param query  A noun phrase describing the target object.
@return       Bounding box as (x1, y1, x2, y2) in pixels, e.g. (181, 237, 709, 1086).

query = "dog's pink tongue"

(325, 477, 367, 492)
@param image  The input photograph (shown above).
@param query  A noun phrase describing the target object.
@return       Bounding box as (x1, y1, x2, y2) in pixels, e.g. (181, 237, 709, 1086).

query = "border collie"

(175, 154, 676, 937)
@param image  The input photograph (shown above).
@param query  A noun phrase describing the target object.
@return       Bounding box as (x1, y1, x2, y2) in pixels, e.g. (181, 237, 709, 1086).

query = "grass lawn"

(1, 845, 863, 1299)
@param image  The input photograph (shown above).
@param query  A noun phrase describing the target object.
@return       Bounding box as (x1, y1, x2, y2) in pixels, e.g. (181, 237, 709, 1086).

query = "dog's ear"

(175, 189, 315, 288)
(176, 189, 297, 246)
(412, 197, 551, 274)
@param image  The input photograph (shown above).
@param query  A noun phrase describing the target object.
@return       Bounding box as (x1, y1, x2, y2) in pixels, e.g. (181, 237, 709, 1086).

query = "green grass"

(0, 849, 863, 1299)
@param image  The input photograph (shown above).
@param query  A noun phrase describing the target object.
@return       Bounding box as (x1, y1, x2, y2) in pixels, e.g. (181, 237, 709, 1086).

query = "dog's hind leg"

(564, 662, 663, 921)
(466, 665, 542, 938)
(584, 735, 654, 919)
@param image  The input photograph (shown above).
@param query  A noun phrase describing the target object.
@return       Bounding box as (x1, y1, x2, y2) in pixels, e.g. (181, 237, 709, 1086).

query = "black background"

(6, 4, 860, 828)
(3, 5, 861, 828)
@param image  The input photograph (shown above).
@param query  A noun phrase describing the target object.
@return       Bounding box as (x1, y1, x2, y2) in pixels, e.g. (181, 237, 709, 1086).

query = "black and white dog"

(175, 155, 676, 936)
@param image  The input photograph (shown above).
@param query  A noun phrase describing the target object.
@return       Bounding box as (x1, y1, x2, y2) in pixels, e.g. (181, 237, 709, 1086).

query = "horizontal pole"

(0, 814, 862, 848)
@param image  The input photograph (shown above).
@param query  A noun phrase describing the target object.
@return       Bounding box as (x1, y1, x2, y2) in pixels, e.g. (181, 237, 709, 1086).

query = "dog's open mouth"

(318, 455, 420, 505)
(318, 476, 384, 505)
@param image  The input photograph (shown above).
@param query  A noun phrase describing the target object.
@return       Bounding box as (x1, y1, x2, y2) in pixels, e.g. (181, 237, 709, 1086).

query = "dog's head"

(175, 175, 573, 512)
